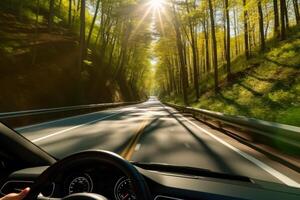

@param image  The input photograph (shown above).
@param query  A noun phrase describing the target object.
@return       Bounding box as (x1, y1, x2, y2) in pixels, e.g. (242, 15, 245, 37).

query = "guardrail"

(164, 102, 300, 153)
(0, 101, 143, 128)
(0, 101, 141, 120)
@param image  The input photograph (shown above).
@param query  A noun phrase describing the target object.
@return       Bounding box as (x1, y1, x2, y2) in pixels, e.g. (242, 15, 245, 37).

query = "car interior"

(1, 123, 299, 200)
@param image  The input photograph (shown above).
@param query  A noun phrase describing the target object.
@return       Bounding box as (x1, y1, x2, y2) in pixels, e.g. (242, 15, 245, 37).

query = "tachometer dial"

(68, 174, 93, 194)
(114, 177, 136, 200)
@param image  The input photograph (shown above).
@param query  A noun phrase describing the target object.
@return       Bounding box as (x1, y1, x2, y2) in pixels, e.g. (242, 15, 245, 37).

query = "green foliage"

(163, 26, 300, 126)
(277, 107, 300, 127)
(0, 0, 153, 111)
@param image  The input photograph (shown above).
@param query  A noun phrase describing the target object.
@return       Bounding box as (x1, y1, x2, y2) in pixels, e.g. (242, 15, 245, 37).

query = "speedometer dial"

(68, 174, 93, 194)
(114, 177, 136, 200)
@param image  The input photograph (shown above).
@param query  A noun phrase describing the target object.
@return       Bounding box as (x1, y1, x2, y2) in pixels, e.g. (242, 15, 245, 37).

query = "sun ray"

(157, 9, 165, 36)
(131, 5, 153, 37)
(149, 0, 165, 9)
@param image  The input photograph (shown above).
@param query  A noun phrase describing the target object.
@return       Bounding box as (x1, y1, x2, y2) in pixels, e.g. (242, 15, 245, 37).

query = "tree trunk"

(68, 0, 72, 27)
(203, 19, 210, 73)
(293, 0, 300, 24)
(280, 0, 286, 40)
(223, 8, 227, 62)
(78, 0, 85, 72)
(233, 6, 239, 56)
(86, 0, 101, 48)
(32, 0, 40, 66)
(48, 0, 55, 32)
(283, 0, 289, 28)
(243, 0, 250, 59)
(273, 0, 280, 38)
(225, 0, 231, 81)
(185, 0, 200, 100)
(257, 0, 266, 51)
(172, 3, 188, 105)
(208, 0, 219, 93)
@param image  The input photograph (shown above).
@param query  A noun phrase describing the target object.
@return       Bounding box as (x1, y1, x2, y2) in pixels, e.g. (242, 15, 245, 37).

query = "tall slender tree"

(86, 0, 101, 48)
(78, 0, 85, 72)
(48, 0, 55, 31)
(280, 0, 286, 40)
(257, 0, 265, 51)
(208, 0, 219, 92)
(185, 0, 200, 99)
(225, 0, 231, 80)
(292, 0, 300, 24)
(68, 0, 72, 27)
(171, 2, 188, 105)
(243, 0, 250, 59)
(273, 0, 280, 38)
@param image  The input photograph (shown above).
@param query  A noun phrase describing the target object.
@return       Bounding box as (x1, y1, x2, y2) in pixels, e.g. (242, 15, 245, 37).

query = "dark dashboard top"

(1, 164, 300, 200)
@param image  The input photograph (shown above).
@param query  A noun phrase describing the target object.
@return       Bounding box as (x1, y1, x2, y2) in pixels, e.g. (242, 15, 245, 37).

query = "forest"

(153, 0, 300, 126)
(0, 0, 153, 111)
(0, 0, 300, 125)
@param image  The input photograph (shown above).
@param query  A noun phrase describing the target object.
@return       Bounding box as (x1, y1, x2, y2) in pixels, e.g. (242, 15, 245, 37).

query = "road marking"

(121, 119, 149, 160)
(16, 107, 134, 131)
(135, 144, 141, 151)
(176, 113, 300, 188)
(31, 111, 124, 143)
(184, 143, 191, 149)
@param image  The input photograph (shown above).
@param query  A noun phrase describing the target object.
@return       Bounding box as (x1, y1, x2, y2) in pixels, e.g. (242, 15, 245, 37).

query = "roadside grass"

(164, 26, 300, 127)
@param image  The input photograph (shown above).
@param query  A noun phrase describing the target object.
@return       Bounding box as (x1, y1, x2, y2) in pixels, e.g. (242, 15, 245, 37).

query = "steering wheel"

(24, 150, 152, 200)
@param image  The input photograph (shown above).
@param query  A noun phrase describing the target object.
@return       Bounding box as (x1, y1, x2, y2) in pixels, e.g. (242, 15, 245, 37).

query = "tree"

(86, 0, 101, 48)
(243, 0, 250, 59)
(68, 0, 72, 27)
(32, 0, 40, 66)
(171, 1, 189, 105)
(48, 0, 55, 31)
(208, 0, 219, 92)
(257, 0, 265, 51)
(273, 0, 280, 38)
(233, 4, 239, 56)
(78, 0, 85, 72)
(224, 0, 231, 80)
(280, 0, 286, 40)
(185, 0, 200, 100)
(202, 15, 210, 73)
(292, 0, 300, 24)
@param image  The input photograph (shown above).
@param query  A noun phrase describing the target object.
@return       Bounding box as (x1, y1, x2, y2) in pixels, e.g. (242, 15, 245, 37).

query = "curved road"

(17, 97, 300, 188)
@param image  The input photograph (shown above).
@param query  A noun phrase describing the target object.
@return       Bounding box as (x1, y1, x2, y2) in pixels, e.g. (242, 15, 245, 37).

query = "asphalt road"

(17, 97, 300, 188)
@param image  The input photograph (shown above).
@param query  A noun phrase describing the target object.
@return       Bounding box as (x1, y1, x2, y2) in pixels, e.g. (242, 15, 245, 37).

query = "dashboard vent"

(0, 180, 33, 195)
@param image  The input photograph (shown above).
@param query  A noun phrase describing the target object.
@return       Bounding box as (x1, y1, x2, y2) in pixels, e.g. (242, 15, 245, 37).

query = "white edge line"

(178, 113, 300, 188)
(31, 111, 124, 143)
(15, 107, 127, 131)
(135, 144, 141, 151)
(161, 103, 300, 189)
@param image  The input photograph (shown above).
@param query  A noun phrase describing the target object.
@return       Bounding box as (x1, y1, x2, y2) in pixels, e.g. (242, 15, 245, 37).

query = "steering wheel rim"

(24, 150, 152, 200)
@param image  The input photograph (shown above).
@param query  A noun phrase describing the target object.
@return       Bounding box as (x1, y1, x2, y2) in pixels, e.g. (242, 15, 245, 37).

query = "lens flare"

(150, 0, 164, 9)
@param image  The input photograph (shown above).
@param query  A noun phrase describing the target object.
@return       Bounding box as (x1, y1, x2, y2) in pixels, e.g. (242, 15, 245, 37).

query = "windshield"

(1, 0, 300, 189)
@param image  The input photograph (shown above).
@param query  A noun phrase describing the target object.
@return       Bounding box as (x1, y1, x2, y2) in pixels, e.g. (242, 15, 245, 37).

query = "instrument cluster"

(55, 165, 136, 200)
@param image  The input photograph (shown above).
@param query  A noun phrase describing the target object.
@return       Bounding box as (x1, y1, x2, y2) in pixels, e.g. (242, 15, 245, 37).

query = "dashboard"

(1, 161, 300, 200)
(41, 163, 136, 200)
(1, 164, 300, 200)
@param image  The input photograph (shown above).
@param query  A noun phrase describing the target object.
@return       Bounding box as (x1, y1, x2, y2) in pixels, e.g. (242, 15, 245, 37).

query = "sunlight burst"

(149, 0, 164, 10)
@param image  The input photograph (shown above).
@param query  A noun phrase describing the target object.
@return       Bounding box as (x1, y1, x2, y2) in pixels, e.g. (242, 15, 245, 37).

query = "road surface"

(17, 97, 300, 188)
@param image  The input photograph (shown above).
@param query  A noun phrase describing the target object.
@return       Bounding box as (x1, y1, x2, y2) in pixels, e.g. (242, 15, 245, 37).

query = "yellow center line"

(121, 118, 150, 160)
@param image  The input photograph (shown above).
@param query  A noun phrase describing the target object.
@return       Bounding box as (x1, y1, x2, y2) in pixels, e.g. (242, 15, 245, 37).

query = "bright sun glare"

(150, 0, 164, 9)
